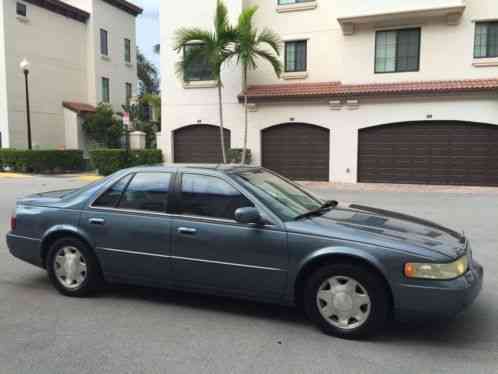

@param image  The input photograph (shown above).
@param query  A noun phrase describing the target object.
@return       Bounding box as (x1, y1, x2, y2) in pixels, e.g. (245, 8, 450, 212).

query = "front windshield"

(233, 169, 323, 221)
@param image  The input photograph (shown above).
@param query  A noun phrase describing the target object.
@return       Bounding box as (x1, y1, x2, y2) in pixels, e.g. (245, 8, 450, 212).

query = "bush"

(82, 103, 123, 148)
(227, 148, 252, 164)
(89, 149, 163, 176)
(0, 149, 85, 173)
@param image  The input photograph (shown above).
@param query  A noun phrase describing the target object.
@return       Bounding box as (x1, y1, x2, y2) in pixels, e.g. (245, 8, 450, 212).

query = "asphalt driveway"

(1, 175, 497, 374)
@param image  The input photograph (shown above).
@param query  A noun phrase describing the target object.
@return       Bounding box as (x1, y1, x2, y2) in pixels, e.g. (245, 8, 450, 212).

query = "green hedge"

(89, 149, 163, 176)
(227, 148, 252, 164)
(0, 149, 85, 173)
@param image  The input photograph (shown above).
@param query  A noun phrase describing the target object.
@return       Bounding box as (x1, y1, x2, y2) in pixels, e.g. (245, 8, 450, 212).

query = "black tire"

(303, 263, 390, 339)
(46, 237, 102, 297)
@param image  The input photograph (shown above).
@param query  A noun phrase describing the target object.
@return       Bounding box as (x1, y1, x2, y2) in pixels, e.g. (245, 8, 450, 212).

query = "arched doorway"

(262, 123, 330, 181)
(173, 125, 230, 163)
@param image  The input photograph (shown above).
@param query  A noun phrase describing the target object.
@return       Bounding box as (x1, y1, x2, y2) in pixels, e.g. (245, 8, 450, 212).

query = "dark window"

(285, 40, 307, 72)
(101, 77, 110, 103)
(474, 22, 498, 58)
(125, 82, 132, 105)
(179, 174, 254, 220)
(100, 29, 109, 56)
(93, 174, 133, 208)
(375, 28, 420, 73)
(16, 2, 27, 17)
(278, 0, 314, 4)
(117, 173, 172, 213)
(183, 44, 214, 82)
(124, 38, 131, 63)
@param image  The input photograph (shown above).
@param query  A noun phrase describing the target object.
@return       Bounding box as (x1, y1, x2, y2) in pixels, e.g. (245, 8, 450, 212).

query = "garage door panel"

(262, 123, 330, 181)
(174, 125, 230, 164)
(358, 121, 498, 186)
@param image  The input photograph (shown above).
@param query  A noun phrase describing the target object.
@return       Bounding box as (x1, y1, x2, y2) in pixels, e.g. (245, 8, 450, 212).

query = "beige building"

(0, 0, 141, 149)
(160, 0, 498, 186)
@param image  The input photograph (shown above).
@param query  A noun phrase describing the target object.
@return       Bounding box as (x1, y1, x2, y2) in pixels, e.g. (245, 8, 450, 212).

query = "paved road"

(1, 176, 497, 374)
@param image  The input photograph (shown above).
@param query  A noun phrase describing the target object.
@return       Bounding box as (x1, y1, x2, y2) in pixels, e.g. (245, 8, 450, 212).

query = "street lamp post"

(20, 58, 32, 150)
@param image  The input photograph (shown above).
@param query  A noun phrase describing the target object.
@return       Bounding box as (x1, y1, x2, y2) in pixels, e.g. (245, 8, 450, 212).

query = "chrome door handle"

(89, 218, 105, 225)
(177, 227, 197, 235)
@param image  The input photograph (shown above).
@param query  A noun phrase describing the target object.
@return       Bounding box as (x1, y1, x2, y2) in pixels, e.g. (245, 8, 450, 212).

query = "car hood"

(286, 204, 467, 260)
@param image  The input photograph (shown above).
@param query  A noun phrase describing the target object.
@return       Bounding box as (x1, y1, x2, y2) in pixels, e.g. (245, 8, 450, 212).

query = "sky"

(133, 0, 160, 68)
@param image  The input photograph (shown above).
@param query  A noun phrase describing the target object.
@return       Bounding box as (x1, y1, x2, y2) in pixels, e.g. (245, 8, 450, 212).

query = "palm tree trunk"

(217, 80, 228, 164)
(241, 66, 248, 165)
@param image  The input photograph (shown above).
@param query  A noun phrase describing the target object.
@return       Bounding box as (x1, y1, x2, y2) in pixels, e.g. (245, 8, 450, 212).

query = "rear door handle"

(177, 227, 197, 235)
(89, 218, 105, 225)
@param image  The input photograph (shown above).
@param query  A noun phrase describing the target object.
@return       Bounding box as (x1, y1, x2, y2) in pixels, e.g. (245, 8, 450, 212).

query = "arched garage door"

(358, 121, 498, 186)
(262, 123, 330, 181)
(174, 125, 230, 163)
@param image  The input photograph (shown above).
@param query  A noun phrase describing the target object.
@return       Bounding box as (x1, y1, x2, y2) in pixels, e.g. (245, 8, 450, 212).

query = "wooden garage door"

(358, 121, 498, 186)
(174, 125, 230, 163)
(262, 123, 330, 181)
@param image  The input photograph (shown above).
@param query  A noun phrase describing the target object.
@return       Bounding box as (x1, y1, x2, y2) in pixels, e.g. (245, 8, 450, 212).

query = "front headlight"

(404, 255, 468, 280)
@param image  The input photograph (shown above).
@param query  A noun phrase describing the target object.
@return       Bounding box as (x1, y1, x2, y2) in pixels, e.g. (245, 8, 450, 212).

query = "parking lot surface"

(1, 175, 497, 374)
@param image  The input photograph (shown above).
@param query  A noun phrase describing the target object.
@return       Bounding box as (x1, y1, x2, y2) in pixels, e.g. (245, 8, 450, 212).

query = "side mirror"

(234, 207, 262, 225)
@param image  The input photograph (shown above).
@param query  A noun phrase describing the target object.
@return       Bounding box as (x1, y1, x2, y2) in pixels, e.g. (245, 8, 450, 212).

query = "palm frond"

(173, 28, 215, 51)
(257, 28, 282, 56)
(255, 48, 282, 77)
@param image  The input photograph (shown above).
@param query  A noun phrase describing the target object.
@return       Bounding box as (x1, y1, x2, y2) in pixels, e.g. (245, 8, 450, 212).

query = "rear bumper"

(6, 232, 44, 268)
(394, 259, 483, 321)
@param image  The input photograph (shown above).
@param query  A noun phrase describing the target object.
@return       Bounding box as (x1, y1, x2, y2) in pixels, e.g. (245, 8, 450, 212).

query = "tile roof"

(24, 0, 90, 23)
(241, 78, 498, 101)
(63, 101, 97, 114)
(102, 0, 143, 16)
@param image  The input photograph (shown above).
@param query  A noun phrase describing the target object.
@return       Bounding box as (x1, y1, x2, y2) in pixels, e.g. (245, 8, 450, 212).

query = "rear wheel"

(304, 263, 390, 339)
(46, 238, 102, 297)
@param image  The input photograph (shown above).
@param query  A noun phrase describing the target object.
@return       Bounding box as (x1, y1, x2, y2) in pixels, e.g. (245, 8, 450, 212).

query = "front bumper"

(394, 258, 483, 321)
(6, 232, 44, 268)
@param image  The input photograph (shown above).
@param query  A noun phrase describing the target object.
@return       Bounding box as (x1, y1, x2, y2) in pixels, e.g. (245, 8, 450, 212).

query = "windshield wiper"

(294, 200, 338, 221)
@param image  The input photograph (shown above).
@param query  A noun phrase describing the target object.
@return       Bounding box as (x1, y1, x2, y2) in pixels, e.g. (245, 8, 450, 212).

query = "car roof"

(125, 164, 262, 175)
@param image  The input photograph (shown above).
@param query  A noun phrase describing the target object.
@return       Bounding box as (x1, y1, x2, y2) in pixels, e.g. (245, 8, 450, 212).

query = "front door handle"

(177, 227, 197, 235)
(89, 218, 105, 225)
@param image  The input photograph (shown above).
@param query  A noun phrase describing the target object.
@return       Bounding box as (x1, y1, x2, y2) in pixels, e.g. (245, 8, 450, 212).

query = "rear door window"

(117, 173, 172, 213)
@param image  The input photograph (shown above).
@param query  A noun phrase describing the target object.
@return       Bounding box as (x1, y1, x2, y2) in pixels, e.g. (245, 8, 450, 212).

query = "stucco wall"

(160, 0, 243, 159)
(0, 0, 9, 147)
(3, 0, 88, 149)
(90, 0, 138, 112)
(244, 0, 498, 86)
(160, 0, 498, 182)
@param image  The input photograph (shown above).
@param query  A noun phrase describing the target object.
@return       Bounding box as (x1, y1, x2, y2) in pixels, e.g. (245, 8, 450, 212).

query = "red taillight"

(10, 214, 16, 231)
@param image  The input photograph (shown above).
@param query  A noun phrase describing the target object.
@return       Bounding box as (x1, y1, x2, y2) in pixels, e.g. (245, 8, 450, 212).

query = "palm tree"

(173, 0, 237, 163)
(231, 6, 282, 164)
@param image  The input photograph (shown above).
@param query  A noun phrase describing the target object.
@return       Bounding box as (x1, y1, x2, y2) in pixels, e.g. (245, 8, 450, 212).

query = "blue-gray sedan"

(7, 165, 483, 339)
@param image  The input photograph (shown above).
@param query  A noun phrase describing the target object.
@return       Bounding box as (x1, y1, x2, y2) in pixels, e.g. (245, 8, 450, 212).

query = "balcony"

(337, 0, 466, 35)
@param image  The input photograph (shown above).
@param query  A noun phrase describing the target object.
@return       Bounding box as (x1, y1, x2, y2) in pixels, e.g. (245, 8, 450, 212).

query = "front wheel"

(46, 238, 102, 297)
(304, 263, 390, 339)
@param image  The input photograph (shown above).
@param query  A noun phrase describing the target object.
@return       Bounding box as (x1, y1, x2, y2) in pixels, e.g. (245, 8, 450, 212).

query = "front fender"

(296, 246, 390, 281)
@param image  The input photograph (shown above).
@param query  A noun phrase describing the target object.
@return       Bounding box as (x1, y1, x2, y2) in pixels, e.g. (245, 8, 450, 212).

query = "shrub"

(89, 149, 163, 176)
(82, 103, 123, 148)
(227, 148, 252, 164)
(0, 149, 85, 173)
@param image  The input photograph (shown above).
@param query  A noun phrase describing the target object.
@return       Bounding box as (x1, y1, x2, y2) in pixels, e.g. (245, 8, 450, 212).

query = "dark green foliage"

(89, 149, 163, 176)
(82, 104, 123, 148)
(227, 148, 252, 164)
(0, 149, 85, 173)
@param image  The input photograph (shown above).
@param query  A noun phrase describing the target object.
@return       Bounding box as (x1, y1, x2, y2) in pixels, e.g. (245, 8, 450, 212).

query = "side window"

(16, 2, 27, 17)
(93, 174, 133, 208)
(117, 173, 172, 213)
(179, 174, 254, 220)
